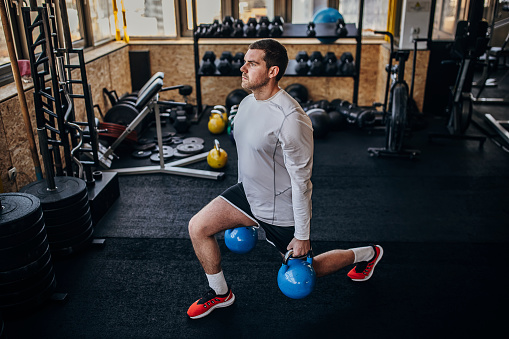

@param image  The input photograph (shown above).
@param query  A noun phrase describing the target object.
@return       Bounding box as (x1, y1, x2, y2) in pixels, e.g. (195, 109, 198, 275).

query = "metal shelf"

(192, 0, 365, 118)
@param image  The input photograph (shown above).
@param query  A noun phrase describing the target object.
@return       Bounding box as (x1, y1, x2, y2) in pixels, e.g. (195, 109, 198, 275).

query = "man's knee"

(188, 214, 204, 240)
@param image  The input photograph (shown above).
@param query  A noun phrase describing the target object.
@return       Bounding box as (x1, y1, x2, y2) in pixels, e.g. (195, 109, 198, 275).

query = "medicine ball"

(225, 89, 249, 110)
(312, 8, 344, 44)
(328, 110, 345, 130)
(307, 108, 330, 138)
(285, 83, 309, 104)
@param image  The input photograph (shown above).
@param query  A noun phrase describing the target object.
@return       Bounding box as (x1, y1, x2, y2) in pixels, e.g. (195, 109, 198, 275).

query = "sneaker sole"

(350, 245, 384, 282)
(188, 293, 236, 319)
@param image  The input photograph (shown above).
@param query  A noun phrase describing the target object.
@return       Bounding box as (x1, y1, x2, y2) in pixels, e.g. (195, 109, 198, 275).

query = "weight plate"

(0, 253, 53, 293)
(47, 213, 92, 242)
(0, 234, 49, 272)
(182, 137, 205, 145)
(150, 148, 175, 162)
(133, 142, 156, 151)
(171, 137, 184, 145)
(132, 150, 152, 158)
(0, 266, 55, 307)
(0, 247, 51, 284)
(0, 226, 47, 257)
(172, 149, 193, 158)
(0, 193, 42, 236)
(20, 177, 87, 210)
(50, 224, 94, 256)
(0, 213, 44, 249)
(176, 143, 204, 154)
(137, 138, 152, 145)
(153, 132, 175, 140)
(153, 145, 173, 153)
(0, 273, 56, 313)
(42, 193, 89, 221)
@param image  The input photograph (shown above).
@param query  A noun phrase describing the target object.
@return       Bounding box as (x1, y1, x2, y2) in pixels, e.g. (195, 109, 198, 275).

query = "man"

(187, 39, 382, 319)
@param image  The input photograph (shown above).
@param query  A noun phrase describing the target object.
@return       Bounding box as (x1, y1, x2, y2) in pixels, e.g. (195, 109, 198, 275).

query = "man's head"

(240, 39, 288, 92)
(248, 39, 288, 81)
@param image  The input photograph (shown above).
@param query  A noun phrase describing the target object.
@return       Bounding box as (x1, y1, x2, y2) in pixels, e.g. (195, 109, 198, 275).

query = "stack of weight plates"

(0, 193, 56, 313)
(20, 176, 94, 256)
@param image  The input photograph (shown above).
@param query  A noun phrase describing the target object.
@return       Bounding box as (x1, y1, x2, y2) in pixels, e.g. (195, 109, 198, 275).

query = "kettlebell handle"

(214, 139, 221, 153)
(282, 249, 313, 265)
(210, 111, 222, 119)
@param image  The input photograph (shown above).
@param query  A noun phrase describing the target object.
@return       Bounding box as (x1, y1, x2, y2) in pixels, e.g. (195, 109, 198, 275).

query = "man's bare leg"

(188, 197, 255, 275)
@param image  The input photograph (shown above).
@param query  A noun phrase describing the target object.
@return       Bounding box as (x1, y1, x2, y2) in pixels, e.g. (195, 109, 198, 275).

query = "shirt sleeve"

(278, 109, 314, 240)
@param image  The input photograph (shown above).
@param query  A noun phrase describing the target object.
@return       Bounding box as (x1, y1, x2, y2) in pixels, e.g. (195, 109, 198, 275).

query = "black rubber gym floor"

(3, 70, 509, 338)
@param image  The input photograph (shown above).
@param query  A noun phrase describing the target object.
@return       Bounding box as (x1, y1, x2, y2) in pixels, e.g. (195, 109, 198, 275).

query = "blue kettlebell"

(224, 226, 258, 254)
(277, 250, 316, 299)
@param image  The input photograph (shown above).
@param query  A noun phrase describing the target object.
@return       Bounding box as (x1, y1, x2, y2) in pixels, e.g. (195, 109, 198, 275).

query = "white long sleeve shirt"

(234, 88, 314, 240)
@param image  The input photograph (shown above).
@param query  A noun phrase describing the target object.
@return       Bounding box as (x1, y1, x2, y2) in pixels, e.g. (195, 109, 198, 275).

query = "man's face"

(240, 49, 271, 92)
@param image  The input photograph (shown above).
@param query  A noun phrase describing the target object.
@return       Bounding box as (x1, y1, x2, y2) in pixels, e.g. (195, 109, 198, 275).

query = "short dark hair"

(248, 39, 288, 81)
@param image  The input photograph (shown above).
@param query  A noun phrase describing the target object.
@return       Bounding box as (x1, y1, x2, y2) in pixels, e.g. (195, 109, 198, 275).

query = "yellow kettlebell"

(213, 105, 228, 124)
(207, 139, 228, 169)
(208, 111, 226, 134)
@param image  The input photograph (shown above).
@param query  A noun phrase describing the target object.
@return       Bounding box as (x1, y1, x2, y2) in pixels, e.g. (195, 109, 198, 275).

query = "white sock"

(206, 271, 228, 295)
(351, 246, 375, 263)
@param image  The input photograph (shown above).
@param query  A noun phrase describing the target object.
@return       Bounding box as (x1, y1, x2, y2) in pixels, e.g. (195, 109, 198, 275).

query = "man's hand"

(287, 238, 311, 257)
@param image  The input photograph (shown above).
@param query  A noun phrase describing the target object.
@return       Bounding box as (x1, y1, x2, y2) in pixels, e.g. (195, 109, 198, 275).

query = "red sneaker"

(187, 287, 235, 319)
(347, 245, 383, 281)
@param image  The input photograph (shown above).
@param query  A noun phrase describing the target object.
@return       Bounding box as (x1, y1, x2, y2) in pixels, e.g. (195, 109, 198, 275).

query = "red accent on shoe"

(187, 288, 235, 319)
(347, 245, 383, 282)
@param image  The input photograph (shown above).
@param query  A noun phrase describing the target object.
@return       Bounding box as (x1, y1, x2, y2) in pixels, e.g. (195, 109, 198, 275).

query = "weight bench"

(103, 71, 165, 106)
(100, 78, 224, 180)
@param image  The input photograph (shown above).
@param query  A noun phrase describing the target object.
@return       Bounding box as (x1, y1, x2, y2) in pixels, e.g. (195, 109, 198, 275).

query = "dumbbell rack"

(192, 0, 366, 117)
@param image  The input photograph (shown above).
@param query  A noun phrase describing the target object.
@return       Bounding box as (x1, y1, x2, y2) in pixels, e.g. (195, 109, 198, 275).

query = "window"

(432, 0, 469, 40)
(339, 0, 389, 33)
(89, 0, 113, 43)
(195, 0, 221, 27)
(239, 0, 274, 22)
(0, 14, 9, 66)
(292, 0, 328, 24)
(123, 0, 176, 37)
(66, 0, 85, 43)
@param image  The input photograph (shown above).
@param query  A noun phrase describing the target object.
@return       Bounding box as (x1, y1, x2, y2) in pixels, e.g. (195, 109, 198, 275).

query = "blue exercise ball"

(313, 7, 344, 44)
(224, 226, 258, 254)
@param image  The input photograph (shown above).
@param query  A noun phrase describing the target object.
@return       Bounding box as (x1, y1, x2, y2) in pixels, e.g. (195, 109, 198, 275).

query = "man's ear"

(268, 66, 280, 79)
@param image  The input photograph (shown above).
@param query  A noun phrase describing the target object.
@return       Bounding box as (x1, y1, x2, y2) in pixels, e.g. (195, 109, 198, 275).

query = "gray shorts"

(220, 182, 295, 254)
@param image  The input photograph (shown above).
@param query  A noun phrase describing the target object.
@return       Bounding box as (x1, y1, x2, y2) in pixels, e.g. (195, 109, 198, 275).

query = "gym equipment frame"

(367, 31, 420, 159)
(101, 80, 224, 180)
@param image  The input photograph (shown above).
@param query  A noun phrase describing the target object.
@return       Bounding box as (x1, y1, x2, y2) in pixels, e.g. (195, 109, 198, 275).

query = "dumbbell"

(257, 16, 270, 38)
(232, 52, 244, 76)
(332, 99, 354, 120)
(218, 51, 233, 75)
(302, 100, 330, 112)
(194, 24, 208, 38)
(324, 52, 338, 75)
(339, 52, 355, 75)
(222, 16, 234, 37)
(307, 22, 316, 37)
(270, 16, 284, 37)
(245, 18, 257, 37)
(295, 51, 310, 75)
(205, 20, 220, 37)
(336, 18, 348, 38)
(173, 109, 191, 133)
(200, 51, 216, 75)
(232, 19, 244, 37)
(309, 51, 324, 75)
